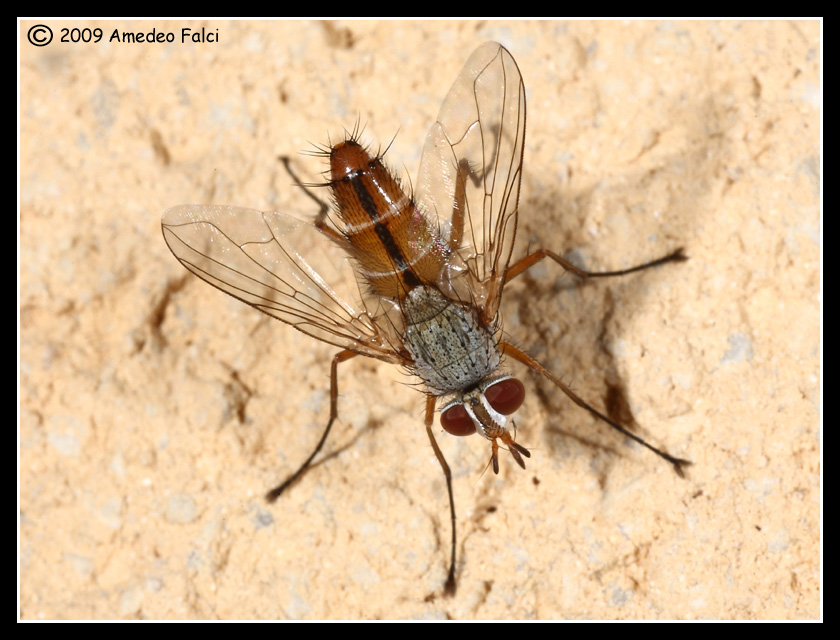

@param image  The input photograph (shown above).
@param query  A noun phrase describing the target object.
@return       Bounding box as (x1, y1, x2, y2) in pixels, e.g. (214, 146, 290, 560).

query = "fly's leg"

(500, 341, 691, 478)
(444, 158, 472, 252)
(505, 247, 687, 283)
(265, 349, 358, 502)
(425, 394, 458, 596)
(502, 244, 689, 474)
(416, 158, 471, 596)
(279, 156, 347, 245)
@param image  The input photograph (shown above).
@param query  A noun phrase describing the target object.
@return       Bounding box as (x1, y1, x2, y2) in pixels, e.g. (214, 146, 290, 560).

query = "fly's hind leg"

(265, 349, 357, 503)
(505, 246, 687, 283)
(443, 158, 473, 252)
(279, 156, 347, 245)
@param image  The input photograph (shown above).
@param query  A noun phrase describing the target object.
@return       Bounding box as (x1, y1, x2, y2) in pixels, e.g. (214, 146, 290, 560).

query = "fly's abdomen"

(330, 140, 445, 300)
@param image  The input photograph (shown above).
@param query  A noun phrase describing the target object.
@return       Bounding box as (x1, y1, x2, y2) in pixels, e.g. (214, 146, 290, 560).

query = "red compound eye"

(484, 378, 525, 415)
(440, 403, 475, 436)
(440, 379, 525, 436)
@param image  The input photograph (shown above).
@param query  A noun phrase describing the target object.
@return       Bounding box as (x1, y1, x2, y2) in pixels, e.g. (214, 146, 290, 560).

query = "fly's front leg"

(500, 341, 690, 478)
(265, 349, 357, 502)
(424, 394, 458, 596)
(505, 247, 686, 283)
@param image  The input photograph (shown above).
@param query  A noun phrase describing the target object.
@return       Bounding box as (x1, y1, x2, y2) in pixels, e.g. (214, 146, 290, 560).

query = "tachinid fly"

(162, 42, 689, 594)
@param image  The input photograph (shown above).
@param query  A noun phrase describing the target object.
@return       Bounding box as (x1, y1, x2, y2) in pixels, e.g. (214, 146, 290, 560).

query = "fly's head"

(439, 375, 531, 473)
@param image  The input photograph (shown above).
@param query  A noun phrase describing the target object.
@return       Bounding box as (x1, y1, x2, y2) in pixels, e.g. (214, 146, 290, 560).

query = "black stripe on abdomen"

(351, 175, 422, 289)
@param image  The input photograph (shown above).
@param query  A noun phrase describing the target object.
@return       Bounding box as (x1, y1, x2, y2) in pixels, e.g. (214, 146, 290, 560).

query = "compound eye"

(484, 378, 525, 415)
(440, 403, 476, 436)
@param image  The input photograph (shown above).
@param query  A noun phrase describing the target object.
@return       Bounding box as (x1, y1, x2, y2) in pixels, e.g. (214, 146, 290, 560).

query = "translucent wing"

(415, 42, 526, 319)
(162, 204, 404, 363)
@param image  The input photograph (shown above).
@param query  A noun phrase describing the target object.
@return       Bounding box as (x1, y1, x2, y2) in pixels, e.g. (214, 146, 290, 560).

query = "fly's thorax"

(402, 286, 501, 395)
(329, 140, 446, 301)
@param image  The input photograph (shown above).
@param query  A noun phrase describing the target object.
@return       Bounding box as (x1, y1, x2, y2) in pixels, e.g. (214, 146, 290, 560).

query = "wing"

(415, 42, 526, 320)
(162, 204, 405, 364)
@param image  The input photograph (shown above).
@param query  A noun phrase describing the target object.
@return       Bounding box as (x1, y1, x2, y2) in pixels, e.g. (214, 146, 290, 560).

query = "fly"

(161, 42, 689, 595)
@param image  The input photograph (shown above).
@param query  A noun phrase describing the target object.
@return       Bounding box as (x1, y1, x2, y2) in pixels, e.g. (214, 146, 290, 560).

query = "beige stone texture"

(20, 20, 820, 619)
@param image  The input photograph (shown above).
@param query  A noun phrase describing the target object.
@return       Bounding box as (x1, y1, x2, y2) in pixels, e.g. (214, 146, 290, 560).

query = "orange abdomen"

(330, 140, 445, 300)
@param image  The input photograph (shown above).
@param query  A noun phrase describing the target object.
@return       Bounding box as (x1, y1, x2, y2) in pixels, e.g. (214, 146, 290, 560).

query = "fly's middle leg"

(500, 341, 690, 478)
(265, 349, 357, 502)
